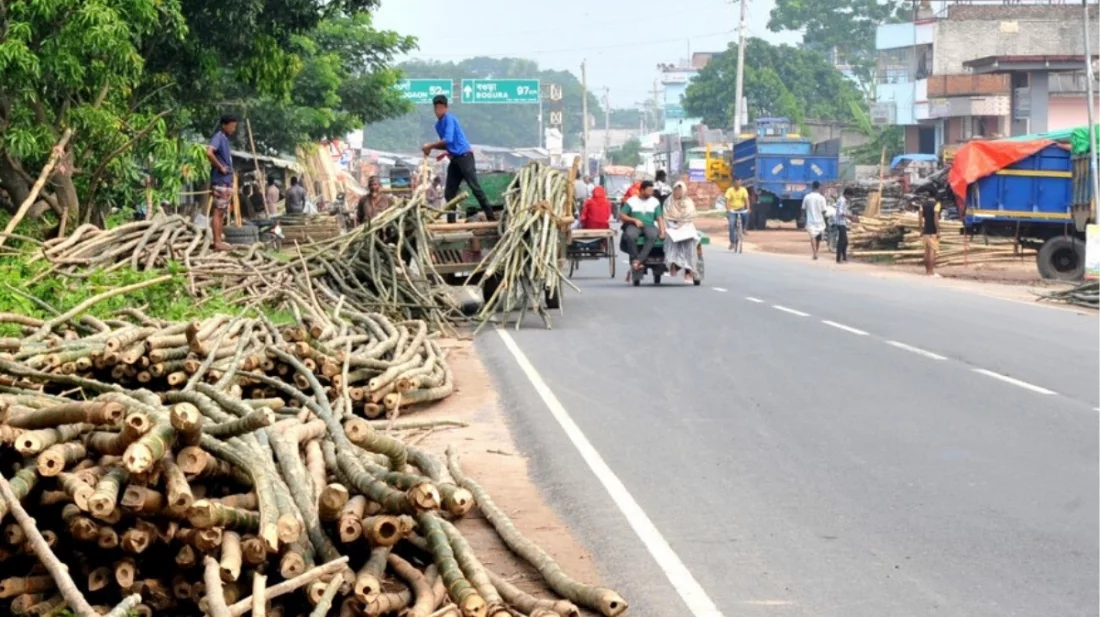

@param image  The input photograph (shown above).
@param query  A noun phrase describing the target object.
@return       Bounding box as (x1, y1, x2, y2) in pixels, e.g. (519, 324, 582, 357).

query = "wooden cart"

(566, 228, 616, 279)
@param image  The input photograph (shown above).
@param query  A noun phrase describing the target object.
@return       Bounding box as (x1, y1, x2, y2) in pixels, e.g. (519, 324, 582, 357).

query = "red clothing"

(622, 181, 641, 202)
(580, 187, 612, 229)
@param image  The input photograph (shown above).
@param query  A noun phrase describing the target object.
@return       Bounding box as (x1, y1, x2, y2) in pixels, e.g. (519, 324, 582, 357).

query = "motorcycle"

(253, 217, 285, 250)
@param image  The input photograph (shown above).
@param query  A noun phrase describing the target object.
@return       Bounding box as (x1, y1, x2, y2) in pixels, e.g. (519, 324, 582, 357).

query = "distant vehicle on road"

(705, 117, 840, 229)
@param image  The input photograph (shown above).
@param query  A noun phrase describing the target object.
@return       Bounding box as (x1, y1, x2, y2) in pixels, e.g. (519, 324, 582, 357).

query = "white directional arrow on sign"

(463, 85, 473, 98)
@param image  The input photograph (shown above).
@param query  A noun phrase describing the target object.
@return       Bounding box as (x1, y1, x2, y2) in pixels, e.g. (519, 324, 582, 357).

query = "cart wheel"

(653, 272, 662, 285)
(693, 278, 702, 286)
(632, 276, 641, 287)
(544, 289, 561, 310)
(609, 254, 616, 278)
(569, 258, 577, 278)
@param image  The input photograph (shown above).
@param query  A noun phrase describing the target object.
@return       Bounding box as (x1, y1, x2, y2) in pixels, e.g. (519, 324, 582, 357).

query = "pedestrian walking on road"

(205, 114, 237, 251)
(724, 177, 750, 250)
(664, 181, 698, 284)
(620, 180, 665, 279)
(423, 95, 495, 223)
(918, 195, 942, 276)
(653, 169, 673, 206)
(802, 181, 827, 260)
(835, 187, 856, 263)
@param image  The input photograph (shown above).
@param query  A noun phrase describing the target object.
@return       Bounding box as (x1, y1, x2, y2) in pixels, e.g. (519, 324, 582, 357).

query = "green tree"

(0, 0, 412, 226)
(610, 108, 642, 130)
(0, 0, 197, 225)
(194, 13, 416, 155)
(682, 39, 864, 129)
(364, 57, 603, 152)
(767, 0, 903, 85)
(609, 138, 642, 167)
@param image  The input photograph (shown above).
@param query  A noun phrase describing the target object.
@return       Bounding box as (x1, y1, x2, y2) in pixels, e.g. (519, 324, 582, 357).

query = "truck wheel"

(1037, 236, 1085, 281)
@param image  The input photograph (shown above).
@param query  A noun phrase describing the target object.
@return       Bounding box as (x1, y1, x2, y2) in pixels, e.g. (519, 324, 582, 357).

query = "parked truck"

(705, 117, 840, 229)
(951, 134, 1095, 281)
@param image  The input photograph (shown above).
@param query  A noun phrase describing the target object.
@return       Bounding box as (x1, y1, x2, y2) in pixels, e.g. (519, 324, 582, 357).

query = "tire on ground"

(1036, 236, 1085, 281)
(544, 289, 561, 310)
(224, 224, 260, 245)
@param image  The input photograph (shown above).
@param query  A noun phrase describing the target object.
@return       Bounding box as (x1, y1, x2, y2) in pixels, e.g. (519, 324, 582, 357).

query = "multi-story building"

(872, 2, 1098, 154)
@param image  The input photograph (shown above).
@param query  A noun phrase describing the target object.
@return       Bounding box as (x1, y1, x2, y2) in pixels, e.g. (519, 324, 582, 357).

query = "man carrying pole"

(422, 95, 495, 223)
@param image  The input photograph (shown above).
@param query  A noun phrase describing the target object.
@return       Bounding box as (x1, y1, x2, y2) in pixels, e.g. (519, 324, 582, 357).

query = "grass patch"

(0, 254, 294, 336)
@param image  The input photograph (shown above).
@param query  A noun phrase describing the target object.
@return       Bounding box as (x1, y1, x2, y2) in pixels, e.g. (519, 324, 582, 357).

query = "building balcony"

(926, 74, 1010, 98)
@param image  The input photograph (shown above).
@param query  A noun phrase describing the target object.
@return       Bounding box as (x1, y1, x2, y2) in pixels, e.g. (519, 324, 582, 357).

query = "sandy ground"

(399, 339, 604, 612)
(694, 215, 1087, 310)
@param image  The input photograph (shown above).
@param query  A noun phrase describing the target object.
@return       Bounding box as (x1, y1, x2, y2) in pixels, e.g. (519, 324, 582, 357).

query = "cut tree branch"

(0, 128, 73, 249)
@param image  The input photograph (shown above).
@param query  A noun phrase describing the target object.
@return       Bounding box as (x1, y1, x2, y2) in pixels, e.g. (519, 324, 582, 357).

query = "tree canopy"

(767, 0, 903, 85)
(364, 57, 602, 153)
(0, 0, 412, 226)
(682, 38, 865, 129)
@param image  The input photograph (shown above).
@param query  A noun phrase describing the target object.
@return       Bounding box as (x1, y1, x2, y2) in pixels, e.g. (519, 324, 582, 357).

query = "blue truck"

(959, 140, 1094, 281)
(729, 118, 840, 229)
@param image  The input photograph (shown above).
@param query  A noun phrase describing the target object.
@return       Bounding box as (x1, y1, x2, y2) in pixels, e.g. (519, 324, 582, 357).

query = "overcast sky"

(374, 0, 800, 108)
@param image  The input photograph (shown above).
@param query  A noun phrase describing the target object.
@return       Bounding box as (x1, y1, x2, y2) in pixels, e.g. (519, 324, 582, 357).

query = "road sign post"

(396, 79, 453, 104)
(460, 79, 540, 104)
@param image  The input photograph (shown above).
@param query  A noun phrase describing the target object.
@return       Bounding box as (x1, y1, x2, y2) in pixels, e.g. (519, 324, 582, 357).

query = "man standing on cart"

(422, 95, 495, 222)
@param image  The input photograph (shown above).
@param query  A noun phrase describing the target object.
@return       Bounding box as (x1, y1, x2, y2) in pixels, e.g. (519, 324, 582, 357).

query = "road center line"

(711, 287, 728, 293)
(885, 340, 947, 360)
(745, 296, 764, 303)
(972, 368, 1057, 395)
(821, 320, 869, 336)
(495, 329, 725, 617)
(773, 305, 810, 317)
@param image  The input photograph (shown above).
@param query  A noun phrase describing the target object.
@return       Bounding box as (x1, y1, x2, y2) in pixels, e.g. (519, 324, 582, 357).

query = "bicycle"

(732, 210, 744, 254)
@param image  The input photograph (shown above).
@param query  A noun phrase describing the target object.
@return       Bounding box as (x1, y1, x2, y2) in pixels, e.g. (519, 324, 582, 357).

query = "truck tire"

(1037, 236, 1085, 281)
(224, 224, 259, 245)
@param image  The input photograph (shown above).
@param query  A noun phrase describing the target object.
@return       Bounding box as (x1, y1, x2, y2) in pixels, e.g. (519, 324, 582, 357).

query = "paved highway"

(477, 246, 1099, 617)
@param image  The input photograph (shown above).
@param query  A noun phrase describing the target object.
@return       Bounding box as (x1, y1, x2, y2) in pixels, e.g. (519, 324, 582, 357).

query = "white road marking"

(885, 341, 947, 360)
(773, 305, 810, 317)
(972, 369, 1057, 395)
(711, 287, 728, 293)
(745, 296, 764, 303)
(496, 329, 725, 617)
(821, 320, 869, 336)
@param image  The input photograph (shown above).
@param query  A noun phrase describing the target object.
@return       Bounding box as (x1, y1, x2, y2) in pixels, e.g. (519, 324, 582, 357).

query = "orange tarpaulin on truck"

(948, 139, 1054, 201)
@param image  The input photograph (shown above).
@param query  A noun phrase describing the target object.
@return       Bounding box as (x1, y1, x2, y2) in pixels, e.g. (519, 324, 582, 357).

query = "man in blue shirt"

(205, 114, 237, 250)
(422, 95, 495, 222)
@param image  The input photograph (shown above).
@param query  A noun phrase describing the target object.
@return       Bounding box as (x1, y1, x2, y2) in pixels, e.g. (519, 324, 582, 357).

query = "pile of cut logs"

(0, 301, 624, 616)
(849, 213, 1035, 267)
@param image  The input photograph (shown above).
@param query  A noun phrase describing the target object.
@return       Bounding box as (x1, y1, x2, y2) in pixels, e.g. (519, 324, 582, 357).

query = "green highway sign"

(460, 79, 540, 104)
(396, 79, 453, 104)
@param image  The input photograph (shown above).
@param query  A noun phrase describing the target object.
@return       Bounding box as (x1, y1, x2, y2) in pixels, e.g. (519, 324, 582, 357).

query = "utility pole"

(733, 0, 748, 139)
(653, 79, 661, 133)
(581, 60, 589, 175)
(538, 85, 544, 149)
(1084, 0, 1099, 228)
(603, 88, 611, 163)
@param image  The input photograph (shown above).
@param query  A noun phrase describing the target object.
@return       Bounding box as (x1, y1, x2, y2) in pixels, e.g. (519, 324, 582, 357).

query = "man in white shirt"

(619, 181, 665, 280)
(573, 175, 589, 213)
(801, 181, 827, 260)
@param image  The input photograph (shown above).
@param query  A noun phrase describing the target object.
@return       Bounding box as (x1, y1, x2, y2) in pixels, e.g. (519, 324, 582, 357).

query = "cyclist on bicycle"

(724, 177, 751, 250)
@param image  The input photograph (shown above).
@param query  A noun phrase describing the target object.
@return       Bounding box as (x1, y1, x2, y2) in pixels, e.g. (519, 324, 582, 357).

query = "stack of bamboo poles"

(848, 213, 1035, 267)
(30, 196, 463, 331)
(470, 163, 577, 330)
(1034, 281, 1099, 308)
(0, 299, 626, 616)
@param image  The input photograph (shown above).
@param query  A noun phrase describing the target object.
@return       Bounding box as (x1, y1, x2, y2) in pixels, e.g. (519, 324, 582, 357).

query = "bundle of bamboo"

(0, 297, 625, 616)
(848, 213, 1035, 267)
(1034, 281, 1099, 308)
(470, 163, 577, 331)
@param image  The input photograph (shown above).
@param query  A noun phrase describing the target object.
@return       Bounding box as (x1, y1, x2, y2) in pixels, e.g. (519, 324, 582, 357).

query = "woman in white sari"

(663, 181, 697, 284)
